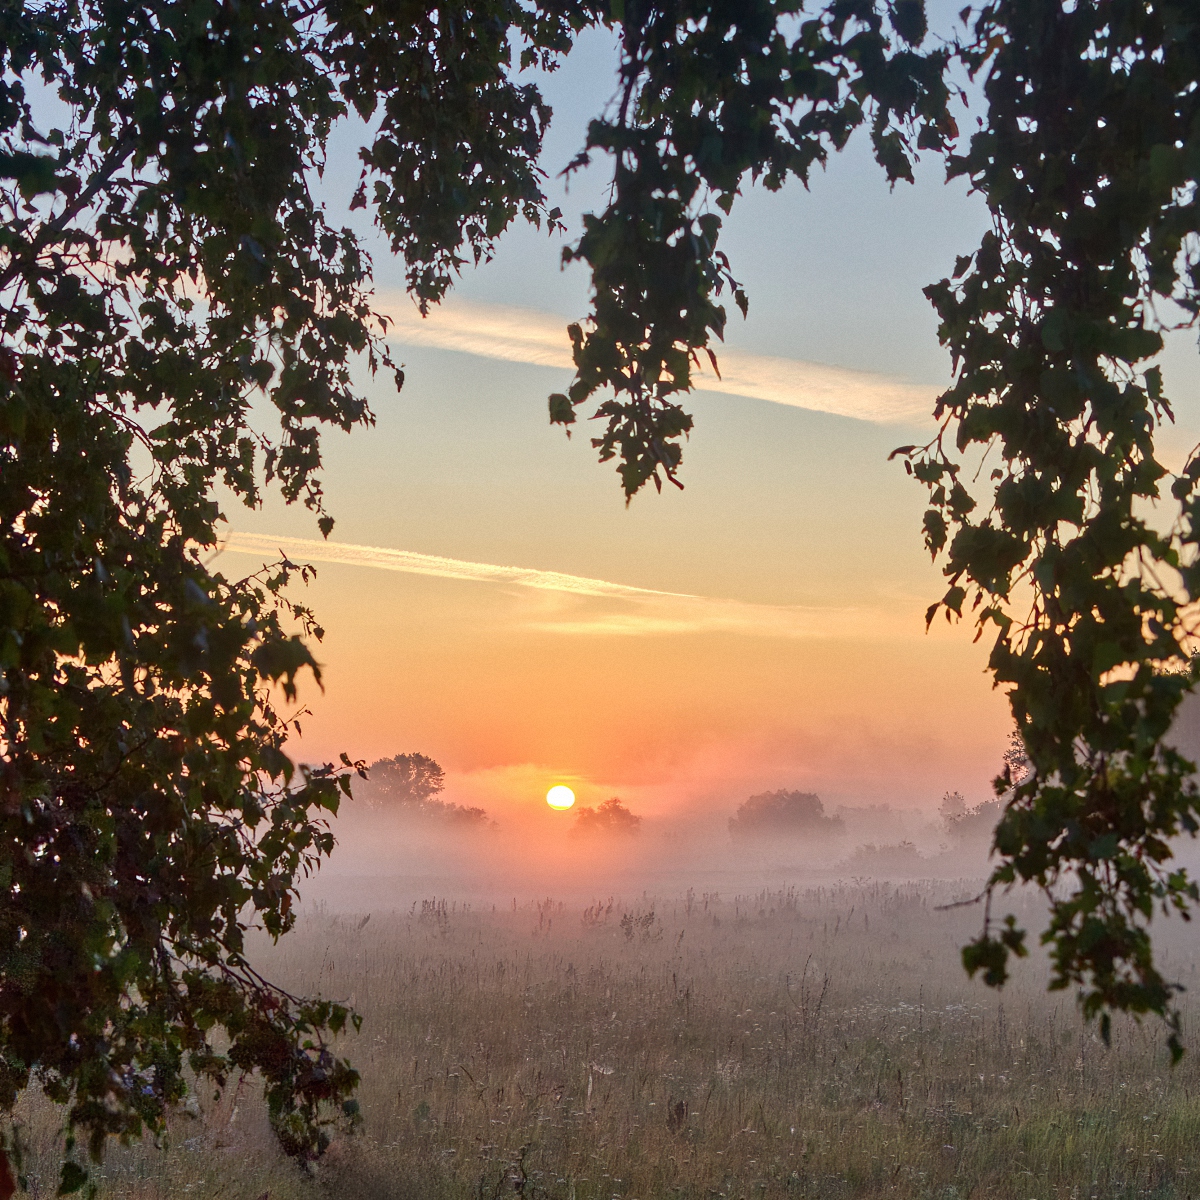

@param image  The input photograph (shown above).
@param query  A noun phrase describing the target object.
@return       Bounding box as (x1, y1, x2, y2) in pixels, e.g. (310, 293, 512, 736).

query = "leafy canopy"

(2, 0, 1200, 1189)
(906, 0, 1200, 1060)
(0, 0, 583, 1186)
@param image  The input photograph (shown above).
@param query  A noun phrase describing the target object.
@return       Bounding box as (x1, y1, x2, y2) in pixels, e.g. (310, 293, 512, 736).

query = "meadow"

(14, 880, 1200, 1199)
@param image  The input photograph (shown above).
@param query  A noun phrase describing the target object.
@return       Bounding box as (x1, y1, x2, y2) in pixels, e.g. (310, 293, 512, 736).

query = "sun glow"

(546, 785, 576, 811)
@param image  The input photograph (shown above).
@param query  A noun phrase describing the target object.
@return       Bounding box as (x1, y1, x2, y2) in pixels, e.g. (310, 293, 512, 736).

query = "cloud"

(221, 531, 687, 601)
(376, 292, 937, 425)
(219, 532, 912, 640)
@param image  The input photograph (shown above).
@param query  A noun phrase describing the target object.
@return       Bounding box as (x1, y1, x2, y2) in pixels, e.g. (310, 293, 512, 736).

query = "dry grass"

(15, 881, 1200, 1199)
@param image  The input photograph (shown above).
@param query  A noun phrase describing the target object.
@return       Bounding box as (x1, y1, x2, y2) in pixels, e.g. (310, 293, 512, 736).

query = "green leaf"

(548, 393, 575, 425)
(890, 0, 928, 45)
(0, 151, 59, 196)
(57, 1163, 88, 1196)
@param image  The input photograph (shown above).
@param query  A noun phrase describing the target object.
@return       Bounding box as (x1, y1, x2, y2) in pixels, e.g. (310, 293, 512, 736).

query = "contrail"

(376, 293, 937, 425)
(218, 532, 905, 639)
(221, 532, 690, 601)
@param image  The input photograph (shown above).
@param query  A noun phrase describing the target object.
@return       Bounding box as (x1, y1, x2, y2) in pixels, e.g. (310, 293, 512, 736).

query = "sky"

(215, 22, 1200, 831)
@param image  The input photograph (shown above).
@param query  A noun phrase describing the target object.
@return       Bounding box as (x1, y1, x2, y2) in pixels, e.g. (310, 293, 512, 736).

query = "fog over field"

(304, 801, 985, 913)
(299, 688, 1200, 912)
(20, 722, 1200, 1198)
(23, 881, 1199, 1200)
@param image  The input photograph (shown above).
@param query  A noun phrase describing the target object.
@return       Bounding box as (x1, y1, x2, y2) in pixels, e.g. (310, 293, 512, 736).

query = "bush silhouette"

(573, 798, 642, 837)
(728, 790, 845, 839)
(359, 753, 488, 825)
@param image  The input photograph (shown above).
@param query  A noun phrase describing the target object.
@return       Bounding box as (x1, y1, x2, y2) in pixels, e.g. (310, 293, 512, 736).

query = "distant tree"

(842, 841, 926, 876)
(939, 732, 1025, 845)
(941, 792, 1004, 843)
(728, 791, 845, 839)
(939, 791, 968, 824)
(361, 754, 447, 812)
(999, 730, 1031, 792)
(573, 798, 642, 837)
(359, 754, 489, 826)
(443, 804, 491, 827)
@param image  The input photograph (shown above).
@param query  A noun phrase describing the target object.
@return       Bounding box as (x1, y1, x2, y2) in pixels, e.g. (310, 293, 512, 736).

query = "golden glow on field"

(546, 785, 576, 811)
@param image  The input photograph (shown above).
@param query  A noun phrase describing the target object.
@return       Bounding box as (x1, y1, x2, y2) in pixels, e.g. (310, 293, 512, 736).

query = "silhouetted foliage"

(361, 753, 446, 811)
(360, 754, 488, 825)
(0, 0, 577, 1180)
(728, 791, 845, 839)
(573, 797, 642, 837)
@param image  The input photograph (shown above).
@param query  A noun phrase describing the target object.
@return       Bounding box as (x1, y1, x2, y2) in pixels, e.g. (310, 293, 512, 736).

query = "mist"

(298, 690, 1200, 913)
(301, 786, 1000, 914)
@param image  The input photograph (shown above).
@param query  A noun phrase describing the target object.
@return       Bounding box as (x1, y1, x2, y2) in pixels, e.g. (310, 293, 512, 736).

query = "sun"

(546, 785, 576, 811)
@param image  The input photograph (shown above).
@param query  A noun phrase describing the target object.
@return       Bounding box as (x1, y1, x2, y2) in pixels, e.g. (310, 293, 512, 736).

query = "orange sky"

(220, 356, 1020, 820)
(226, 557, 1006, 809)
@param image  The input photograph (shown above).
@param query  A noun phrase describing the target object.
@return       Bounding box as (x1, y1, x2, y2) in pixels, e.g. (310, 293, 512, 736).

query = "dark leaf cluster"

(551, 0, 953, 496)
(895, 0, 1200, 1059)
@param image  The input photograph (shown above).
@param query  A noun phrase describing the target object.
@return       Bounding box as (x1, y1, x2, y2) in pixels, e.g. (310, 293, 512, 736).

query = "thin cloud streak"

(220, 532, 906, 639)
(377, 292, 937, 425)
(222, 532, 689, 601)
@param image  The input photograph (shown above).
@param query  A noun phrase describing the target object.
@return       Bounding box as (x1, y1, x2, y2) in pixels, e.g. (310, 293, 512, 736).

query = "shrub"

(728, 790, 845, 839)
(841, 841, 928, 875)
(572, 798, 642, 837)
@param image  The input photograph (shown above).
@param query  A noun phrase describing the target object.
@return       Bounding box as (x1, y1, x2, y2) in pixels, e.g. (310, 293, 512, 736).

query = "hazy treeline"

(337, 752, 1008, 889)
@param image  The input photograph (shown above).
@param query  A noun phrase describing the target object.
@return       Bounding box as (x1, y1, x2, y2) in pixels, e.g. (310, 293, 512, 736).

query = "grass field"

(14, 881, 1200, 1199)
